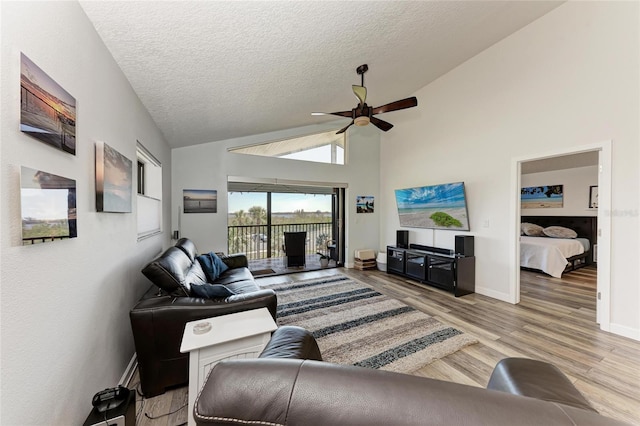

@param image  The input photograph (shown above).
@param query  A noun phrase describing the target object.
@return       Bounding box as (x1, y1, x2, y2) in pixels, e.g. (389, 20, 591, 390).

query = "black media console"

(387, 244, 475, 297)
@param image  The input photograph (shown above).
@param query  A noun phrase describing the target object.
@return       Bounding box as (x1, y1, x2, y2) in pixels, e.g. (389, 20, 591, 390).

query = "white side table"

(180, 308, 278, 426)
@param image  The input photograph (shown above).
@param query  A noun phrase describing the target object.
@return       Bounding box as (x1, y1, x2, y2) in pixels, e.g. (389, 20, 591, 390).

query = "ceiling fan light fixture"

(354, 116, 370, 127)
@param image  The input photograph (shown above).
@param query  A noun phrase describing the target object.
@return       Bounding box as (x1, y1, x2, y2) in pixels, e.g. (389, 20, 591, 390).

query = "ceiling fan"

(312, 64, 418, 134)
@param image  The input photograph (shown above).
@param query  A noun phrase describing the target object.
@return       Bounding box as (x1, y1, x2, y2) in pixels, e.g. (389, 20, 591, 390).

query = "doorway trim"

(509, 140, 611, 331)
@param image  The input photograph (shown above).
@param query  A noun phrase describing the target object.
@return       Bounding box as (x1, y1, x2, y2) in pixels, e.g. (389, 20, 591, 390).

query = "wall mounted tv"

(395, 182, 470, 231)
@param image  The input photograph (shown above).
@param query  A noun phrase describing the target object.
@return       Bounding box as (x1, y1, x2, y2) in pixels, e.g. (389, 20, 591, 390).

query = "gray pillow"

(521, 222, 544, 237)
(543, 226, 578, 239)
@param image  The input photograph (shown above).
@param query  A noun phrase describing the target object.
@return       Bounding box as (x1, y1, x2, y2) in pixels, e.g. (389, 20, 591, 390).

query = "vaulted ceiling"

(80, 1, 562, 148)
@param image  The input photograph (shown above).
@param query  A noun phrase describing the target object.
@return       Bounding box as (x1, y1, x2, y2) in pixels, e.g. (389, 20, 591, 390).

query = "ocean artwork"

(20, 53, 76, 155)
(356, 195, 374, 213)
(184, 189, 217, 213)
(521, 185, 563, 209)
(21, 166, 77, 244)
(395, 182, 470, 230)
(96, 141, 132, 213)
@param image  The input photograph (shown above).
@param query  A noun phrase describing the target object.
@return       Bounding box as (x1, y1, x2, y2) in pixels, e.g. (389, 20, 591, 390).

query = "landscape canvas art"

(96, 141, 133, 212)
(395, 182, 470, 230)
(356, 196, 374, 213)
(20, 53, 76, 155)
(521, 185, 563, 209)
(21, 166, 77, 245)
(184, 189, 217, 213)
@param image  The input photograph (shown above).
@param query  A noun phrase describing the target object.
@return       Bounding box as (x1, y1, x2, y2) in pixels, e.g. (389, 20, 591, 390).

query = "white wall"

(0, 2, 172, 424)
(379, 2, 639, 338)
(172, 122, 380, 267)
(521, 166, 598, 216)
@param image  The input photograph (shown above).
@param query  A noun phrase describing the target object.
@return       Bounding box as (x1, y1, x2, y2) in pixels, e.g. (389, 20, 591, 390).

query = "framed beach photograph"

(356, 196, 374, 213)
(20, 166, 77, 245)
(96, 141, 133, 213)
(521, 185, 563, 209)
(184, 189, 217, 213)
(589, 185, 598, 209)
(20, 53, 76, 155)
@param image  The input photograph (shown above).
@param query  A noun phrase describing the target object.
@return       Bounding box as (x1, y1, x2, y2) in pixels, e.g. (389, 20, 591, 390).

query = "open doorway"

(227, 179, 345, 276)
(511, 141, 611, 331)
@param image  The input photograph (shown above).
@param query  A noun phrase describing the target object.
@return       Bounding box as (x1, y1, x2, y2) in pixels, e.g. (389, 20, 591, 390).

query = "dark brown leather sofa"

(130, 238, 277, 397)
(194, 326, 628, 426)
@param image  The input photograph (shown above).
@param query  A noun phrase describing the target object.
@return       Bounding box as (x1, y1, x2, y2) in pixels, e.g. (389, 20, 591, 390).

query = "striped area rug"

(263, 274, 477, 373)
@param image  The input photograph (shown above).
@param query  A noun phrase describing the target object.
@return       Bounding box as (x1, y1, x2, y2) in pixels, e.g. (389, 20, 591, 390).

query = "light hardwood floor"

(130, 266, 640, 425)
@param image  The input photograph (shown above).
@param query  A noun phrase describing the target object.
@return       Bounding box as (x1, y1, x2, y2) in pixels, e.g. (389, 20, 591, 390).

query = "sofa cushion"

(141, 247, 207, 295)
(216, 267, 255, 286)
(190, 283, 236, 299)
(175, 237, 198, 262)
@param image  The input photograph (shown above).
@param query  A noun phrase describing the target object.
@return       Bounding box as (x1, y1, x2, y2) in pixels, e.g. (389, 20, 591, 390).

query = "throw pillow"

(197, 252, 230, 282)
(190, 283, 235, 299)
(521, 222, 545, 237)
(543, 226, 578, 239)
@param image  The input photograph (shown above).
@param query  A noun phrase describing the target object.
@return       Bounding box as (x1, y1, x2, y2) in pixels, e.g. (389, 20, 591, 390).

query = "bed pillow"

(521, 222, 544, 237)
(543, 226, 578, 239)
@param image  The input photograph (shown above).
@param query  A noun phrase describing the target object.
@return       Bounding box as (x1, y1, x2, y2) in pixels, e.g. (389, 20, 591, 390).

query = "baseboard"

(119, 353, 138, 387)
(475, 286, 512, 303)
(609, 323, 640, 342)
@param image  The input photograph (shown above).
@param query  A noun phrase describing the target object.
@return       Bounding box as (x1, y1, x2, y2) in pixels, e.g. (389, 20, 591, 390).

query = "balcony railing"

(228, 222, 332, 260)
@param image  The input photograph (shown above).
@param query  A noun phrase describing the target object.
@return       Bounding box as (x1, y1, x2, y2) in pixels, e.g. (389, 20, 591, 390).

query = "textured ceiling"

(80, 1, 562, 148)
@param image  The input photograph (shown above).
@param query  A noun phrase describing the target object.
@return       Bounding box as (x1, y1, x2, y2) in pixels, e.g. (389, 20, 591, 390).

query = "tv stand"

(386, 245, 475, 297)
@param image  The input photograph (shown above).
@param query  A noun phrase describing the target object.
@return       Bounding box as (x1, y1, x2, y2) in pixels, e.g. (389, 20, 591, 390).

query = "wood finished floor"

(130, 266, 640, 425)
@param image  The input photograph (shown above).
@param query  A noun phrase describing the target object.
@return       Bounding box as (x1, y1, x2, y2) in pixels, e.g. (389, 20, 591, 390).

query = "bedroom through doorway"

(513, 142, 611, 331)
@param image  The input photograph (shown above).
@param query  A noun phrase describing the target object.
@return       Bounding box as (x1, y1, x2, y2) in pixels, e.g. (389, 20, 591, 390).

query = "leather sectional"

(194, 326, 628, 425)
(130, 238, 277, 397)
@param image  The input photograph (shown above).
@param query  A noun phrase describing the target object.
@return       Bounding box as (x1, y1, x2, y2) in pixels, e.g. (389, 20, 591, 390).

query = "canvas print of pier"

(184, 189, 217, 213)
(21, 166, 77, 245)
(96, 141, 132, 213)
(20, 53, 76, 155)
(395, 182, 470, 230)
(356, 196, 374, 213)
(521, 185, 563, 209)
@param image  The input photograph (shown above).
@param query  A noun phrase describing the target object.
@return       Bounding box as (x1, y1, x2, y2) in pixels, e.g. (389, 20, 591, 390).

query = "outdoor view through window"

(228, 192, 332, 260)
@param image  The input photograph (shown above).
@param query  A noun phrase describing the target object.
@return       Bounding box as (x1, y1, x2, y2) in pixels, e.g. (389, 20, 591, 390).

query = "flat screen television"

(395, 182, 470, 231)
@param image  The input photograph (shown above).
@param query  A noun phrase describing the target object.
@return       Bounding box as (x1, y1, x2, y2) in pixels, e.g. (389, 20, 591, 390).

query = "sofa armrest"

(487, 357, 596, 412)
(130, 289, 277, 396)
(220, 253, 248, 269)
(195, 359, 624, 426)
(259, 326, 323, 361)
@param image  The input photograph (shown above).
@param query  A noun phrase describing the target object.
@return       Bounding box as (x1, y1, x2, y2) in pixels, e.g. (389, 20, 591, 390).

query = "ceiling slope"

(80, 1, 562, 148)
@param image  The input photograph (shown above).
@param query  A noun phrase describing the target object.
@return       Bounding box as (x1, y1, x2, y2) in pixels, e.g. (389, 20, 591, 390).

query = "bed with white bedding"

(520, 236, 589, 278)
(520, 216, 597, 278)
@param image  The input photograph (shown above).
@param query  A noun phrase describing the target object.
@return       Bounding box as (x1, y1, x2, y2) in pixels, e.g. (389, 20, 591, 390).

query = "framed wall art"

(521, 185, 563, 209)
(20, 53, 76, 155)
(184, 189, 217, 213)
(21, 166, 77, 244)
(356, 196, 374, 213)
(96, 141, 133, 212)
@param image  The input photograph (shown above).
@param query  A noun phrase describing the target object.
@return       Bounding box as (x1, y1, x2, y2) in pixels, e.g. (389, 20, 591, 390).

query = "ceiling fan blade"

(372, 97, 418, 115)
(311, 110, 353, 118)
(336, 121, 354, 134)
(352, 85, 367, 106)
(370, 116, 394, 132)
